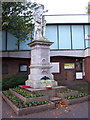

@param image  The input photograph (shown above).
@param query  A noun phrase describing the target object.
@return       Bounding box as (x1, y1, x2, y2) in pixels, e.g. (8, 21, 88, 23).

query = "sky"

(29, 0, 89, 15)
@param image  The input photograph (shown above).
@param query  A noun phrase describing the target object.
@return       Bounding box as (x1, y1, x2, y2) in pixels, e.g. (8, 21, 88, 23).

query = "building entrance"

(66, 70, 75, 81)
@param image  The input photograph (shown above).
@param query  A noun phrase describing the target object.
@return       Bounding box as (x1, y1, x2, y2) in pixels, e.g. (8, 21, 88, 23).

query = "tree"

(87, 1, 90, 13)
(2, 2, 37, 46)
(0, 1, 2, 30)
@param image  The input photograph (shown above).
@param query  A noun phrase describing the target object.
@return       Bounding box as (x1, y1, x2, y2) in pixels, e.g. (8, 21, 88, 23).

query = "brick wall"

(51, 56, 76, 83)
(2, 57, 84, 82)
(2, 58, 30, 78)
(85, 57, 90, 82)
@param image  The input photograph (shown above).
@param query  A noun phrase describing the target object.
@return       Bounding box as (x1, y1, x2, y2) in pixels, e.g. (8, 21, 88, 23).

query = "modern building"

(1, 14, 90, 83)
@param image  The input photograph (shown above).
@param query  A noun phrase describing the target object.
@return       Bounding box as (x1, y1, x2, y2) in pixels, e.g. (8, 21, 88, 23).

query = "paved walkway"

(1, 98, 89, 119)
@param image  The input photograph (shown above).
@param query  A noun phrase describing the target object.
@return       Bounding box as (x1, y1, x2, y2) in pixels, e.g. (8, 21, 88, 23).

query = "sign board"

(85, 34, 90, 39)
(51, 62, 60, 73)
(64, 63, 75, 69)
(83, 72, 85, 76)
(20, 65, 27, 72)
(76, 72, 83, 79)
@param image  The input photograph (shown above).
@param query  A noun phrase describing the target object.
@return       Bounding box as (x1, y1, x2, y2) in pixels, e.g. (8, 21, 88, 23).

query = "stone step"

(50, 97, 62, 102)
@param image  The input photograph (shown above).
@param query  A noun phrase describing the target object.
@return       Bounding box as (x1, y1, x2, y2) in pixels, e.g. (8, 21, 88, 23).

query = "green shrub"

(2, 73, 28, 90)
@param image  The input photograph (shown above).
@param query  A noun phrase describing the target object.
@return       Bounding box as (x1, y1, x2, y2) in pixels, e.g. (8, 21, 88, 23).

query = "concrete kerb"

(57, 90, 79, 99)
(63, 96, 88, 105)
(2, 93, 19, 115)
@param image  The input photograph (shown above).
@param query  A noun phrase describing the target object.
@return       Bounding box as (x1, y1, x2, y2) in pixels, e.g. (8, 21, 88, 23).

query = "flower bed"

(2, 90, 55, 116)
(65, 92, 88, 100)
(9, 88, 49, 102)
(60, 88, 73, 93)
(63, 92, 88, 105)
(13, 87, 44, 98)
(57, 89, 79, 98)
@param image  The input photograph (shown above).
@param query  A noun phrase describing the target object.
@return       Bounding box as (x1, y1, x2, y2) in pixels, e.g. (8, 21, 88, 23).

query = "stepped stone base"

(2, 86, 89, 116)
(19, 86, 66, 97)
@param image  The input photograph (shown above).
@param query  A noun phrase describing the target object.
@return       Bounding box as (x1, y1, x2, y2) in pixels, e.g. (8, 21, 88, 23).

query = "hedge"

(2, 73, 28, 90)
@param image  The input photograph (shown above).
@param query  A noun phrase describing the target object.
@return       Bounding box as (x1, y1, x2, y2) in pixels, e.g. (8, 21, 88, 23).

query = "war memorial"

(2, 4, 89, 116)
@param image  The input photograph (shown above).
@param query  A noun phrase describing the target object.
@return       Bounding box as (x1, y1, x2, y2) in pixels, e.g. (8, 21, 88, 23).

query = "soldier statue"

(33, 4, 47, 40)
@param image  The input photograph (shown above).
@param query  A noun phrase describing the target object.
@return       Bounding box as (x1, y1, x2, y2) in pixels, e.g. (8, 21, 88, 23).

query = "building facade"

(1, 14, 90, 83)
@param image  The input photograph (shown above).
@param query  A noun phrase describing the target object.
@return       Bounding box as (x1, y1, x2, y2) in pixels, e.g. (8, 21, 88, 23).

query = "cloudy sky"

(30, 0, 89, 15)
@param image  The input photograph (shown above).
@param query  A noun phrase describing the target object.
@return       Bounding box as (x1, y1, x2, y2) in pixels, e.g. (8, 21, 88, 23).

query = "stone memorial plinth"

(25, 4, 57, 88)
(25, 40, 57, 88)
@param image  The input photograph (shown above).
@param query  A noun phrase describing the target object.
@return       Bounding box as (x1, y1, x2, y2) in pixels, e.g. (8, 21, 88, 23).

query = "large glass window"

(45, 25, 58, 49)
(19, 34, 31, 50)
(85, 25, 90, 48)
(7, 32, 18, 50)
(2, 31, 6, 51)
(72, 25, 84, 49)
(2, 25, 89, 51)
(59, 25, 71, 49)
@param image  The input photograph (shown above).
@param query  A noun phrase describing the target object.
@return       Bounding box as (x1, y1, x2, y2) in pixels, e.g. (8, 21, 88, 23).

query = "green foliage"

(86, 1, 90, 13)
(60, 88, 73, 93)
(2, 73, 28, 90)
(66, 92, 88, 100)
(3, 90, 50, 108)
(13, 87, 45, 98)
(2, 2, 37, 45)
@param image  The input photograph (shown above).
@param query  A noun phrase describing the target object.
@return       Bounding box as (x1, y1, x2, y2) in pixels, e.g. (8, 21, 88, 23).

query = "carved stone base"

(25, 79, 58, 89)
(25, 40, 58, 89)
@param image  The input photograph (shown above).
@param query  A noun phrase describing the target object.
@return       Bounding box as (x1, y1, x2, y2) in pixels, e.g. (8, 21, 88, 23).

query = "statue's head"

(35, 4, 44, 10)
(35, 4, 44, 14)
(34, 4, 44, 22)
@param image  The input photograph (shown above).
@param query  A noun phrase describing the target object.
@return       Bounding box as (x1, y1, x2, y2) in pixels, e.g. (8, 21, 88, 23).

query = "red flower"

(22, 86, 30, 88)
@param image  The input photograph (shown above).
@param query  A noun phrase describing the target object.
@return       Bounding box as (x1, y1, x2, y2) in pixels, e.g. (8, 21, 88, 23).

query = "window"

(19, 64, 27, 72)
(7, 32, 18, 50)
(2, 64, 8, 74)
(72, 25, 84, 49)
(2, 31, 6, 51)
(50, 62, 61, 74)
(75, 59, 82, 72)
(19, 34, 32, 50)
(59, 25, 71, 49)
(85, 25, 90, 48)
(45, 25, 58, 49)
